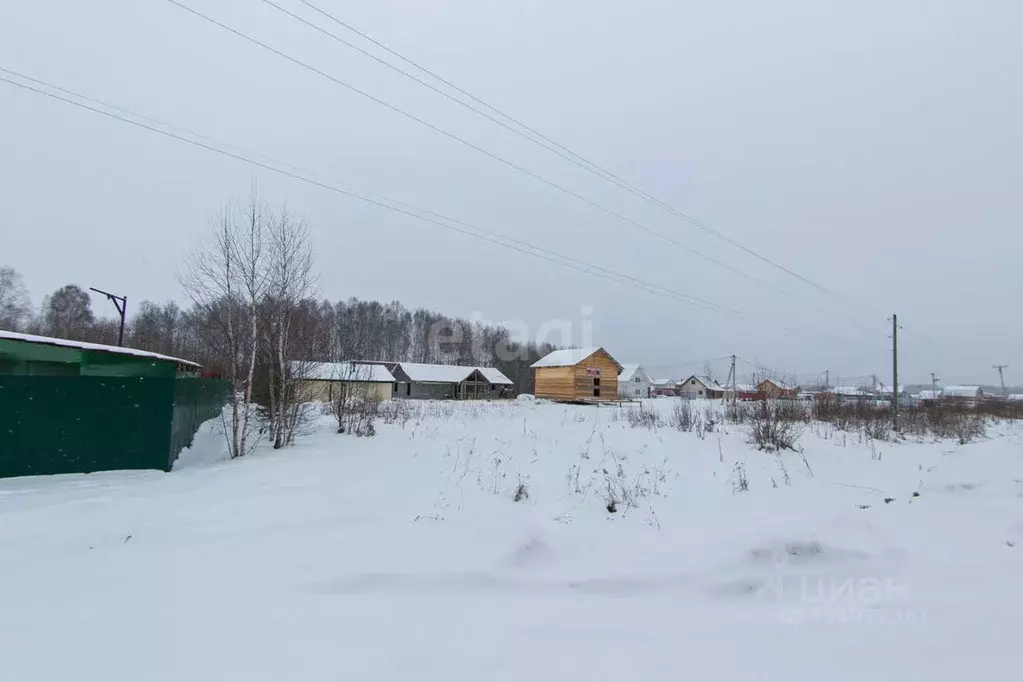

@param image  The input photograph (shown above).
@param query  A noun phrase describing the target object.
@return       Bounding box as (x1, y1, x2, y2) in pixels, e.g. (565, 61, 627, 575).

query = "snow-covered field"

(2, 398, 1022, 681)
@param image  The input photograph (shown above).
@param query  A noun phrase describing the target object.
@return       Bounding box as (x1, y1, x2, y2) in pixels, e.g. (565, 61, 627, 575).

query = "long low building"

(292, 361, 396, 403)
(392, 362, 513, 400)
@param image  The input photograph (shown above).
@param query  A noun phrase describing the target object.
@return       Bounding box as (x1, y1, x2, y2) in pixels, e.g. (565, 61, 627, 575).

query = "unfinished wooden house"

(391, 362, 513, 400)
(530, 347, 622, 402)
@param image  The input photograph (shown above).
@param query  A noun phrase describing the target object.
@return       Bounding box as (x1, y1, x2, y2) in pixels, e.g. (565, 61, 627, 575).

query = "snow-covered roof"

(723, 383, 756, 392)
(651, 378, 675, 386)
(1008, 394, 1023, 401)
(618, 364, 642, 382)
(943, 386, 983, 398)
(681, 374, 719, 389)
(479, 367, 513, 385)
(917, 389, 941, 400)
(0, 329, 199, 367)
(531, 347, 601, 368)
(759, 378, 795, 390)
(292, 361, 395, 383)
(832, 385, 868, 396)
(395, 362, 478, 383)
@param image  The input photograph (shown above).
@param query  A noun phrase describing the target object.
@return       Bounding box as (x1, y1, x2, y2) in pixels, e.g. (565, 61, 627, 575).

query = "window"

(593, 378, 601, 387)
(634, 376, 641, 383)
(634, 388, 640, 396)
(593, 388, 600, 397)
(699, 390, 704, 396)
(393, 383, 398, 393)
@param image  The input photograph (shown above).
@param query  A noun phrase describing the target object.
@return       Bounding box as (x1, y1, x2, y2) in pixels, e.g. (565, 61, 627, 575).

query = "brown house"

(756, 378, 798, 398)
(530, 347, 623, 402)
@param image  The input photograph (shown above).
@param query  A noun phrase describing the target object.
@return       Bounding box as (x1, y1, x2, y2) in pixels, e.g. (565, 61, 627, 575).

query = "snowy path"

(2, 400, 1022, 680)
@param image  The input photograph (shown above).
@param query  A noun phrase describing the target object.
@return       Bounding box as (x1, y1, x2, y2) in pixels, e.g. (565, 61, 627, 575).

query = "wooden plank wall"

(533, 350, 620, 401)
(533, 366, 576, 400)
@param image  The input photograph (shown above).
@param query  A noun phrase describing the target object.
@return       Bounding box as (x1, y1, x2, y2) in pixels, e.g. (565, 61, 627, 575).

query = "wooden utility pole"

(730, 354, 737, 407)
(891, 314, 899, 431)
(993, 364, 1009, 397)
(824, 369, 830, 391)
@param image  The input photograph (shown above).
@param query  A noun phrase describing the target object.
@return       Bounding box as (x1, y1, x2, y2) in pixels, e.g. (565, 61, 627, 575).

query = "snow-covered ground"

(2, 399, 1022, 681)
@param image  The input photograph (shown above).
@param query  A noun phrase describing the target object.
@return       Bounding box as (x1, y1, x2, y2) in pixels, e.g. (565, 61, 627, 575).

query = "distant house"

(617, 364, 653, 398)
(942, 386, 984, 401)
(1008, 394, 1023, 402)
(531, 347, 622, 402)
(650, 378, 677, 397)
(293, 361, 395, 403)
(917, 389, 941, 403)
(678, 375, 724, 399)
(757, 378, 798, 398)
(392, 362, 512, 400)
(722, 383, 759, 401)
(829, 385, 872, 402)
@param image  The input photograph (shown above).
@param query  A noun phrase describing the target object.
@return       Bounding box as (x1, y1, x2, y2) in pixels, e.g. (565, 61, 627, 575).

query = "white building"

(617, 364, 653, 398)
(943, 386, 985, 400)
(677, 375, 724, 399)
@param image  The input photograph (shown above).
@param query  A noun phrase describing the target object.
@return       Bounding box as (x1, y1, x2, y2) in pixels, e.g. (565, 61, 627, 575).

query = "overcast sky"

(2, 0, 1020, 384)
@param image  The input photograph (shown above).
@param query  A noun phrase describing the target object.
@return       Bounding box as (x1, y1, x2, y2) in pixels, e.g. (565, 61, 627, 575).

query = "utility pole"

(930, 373, 940, 398)
(993, 364, 1009, 397)
(824, 369, 830, 391)
(90, 287, 127, 346)
(891, 314, 900, 431)
(730, 354, 737, 407)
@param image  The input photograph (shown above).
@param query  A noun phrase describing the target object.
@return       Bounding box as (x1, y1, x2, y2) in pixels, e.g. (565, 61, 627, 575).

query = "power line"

(0, 67, 874, 349)
(0, 70, 726, 313)
(160, 0, 878, 331)
(286, 0, 880, 317)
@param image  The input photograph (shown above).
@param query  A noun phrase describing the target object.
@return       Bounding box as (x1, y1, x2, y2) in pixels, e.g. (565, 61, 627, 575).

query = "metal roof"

(0, 329, 199, 367)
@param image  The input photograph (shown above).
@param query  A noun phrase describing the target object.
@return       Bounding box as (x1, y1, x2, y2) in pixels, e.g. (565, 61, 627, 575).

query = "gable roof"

(0, 329, 199, 367)
(531, 347, 622, 370)
(618, 364, 644, 382)
(291, 361, 395, 383)
(758, 378, 795, 390)
(943, 385, 983, 398)
(395, 362, 478, 383)
(479, 367, 513, 385)
(681, 374, 719, 389)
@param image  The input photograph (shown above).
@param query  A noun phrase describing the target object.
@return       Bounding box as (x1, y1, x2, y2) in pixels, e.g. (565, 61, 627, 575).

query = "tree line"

(1, 193, 555, 455)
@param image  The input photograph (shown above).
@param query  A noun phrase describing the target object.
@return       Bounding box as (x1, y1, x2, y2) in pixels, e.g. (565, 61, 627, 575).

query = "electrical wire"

(0, 70, 729, 313)
(285, 0, 884, 318)
(0, 67, 876, 349)
(160, 0, 882, 333)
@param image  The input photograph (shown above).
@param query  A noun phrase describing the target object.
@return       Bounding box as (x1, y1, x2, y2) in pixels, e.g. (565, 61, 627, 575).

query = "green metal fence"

(169, 379, 231, 467)
(0, 376, 229, 478)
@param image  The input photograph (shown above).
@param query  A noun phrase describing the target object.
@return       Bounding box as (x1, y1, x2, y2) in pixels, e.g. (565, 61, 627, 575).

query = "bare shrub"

(703, 405, 719, 433)
(746, 400, 804, 452)
(952, 414, 985, 445)
(332, 372, 381, 437)
(625, 405, 663, 430)
(669, 400, 698, 432)
(725, 402, 749, 425)
(513, 480, 529, 502)
(731, 461, 749, 493)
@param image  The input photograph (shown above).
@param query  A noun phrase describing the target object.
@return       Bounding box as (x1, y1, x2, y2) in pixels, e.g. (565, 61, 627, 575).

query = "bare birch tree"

(264, 205, 316, 448)
(180, 194, 270, 459)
